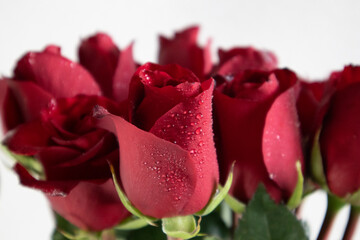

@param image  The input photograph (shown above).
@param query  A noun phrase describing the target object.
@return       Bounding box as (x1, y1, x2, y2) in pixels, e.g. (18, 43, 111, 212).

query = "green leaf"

(109, 162, 157, 225)
(310, 130, 328, 190)
(287, 161, 304, 209)
(115, 216, 149, 230)
(162, 215, 201, 239)
(1, 145, 44, 179)
(235, 185, 308, 240)
(196, 163, 235, 216)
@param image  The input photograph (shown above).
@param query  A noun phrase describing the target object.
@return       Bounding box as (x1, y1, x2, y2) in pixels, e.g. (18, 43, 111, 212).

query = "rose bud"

(158, 26, 212, 79)
(213, 69, 304, 203)
(296, 78, 336, 164)
(0, 46, 101, 133)
(79, 33, 137, 102)
(212, 47, 278, 86)
(4, 95, 130, 230)
(315, 66, 360, 200)
(95, 63, 219, 218)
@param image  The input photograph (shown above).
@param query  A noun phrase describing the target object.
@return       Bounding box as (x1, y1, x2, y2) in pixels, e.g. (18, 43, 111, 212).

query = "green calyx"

(197, 162, 236, 216)
(162, 215, 201, 239)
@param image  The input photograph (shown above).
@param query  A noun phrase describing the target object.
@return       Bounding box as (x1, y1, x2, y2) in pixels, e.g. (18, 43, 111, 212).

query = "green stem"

(343, 205, 360, 240)
(231, 212, 242, 240)
(317, 194, 346, 240)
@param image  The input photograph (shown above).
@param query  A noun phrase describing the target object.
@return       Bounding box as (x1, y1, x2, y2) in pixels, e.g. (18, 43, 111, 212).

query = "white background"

(0, 0, 360, 239)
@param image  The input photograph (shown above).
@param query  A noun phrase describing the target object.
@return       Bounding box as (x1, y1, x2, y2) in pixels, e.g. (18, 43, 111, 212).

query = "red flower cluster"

(1, 26, 359, 232)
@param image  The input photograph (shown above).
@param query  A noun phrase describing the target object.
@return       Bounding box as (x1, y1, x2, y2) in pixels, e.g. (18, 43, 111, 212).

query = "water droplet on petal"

(195, 127, 202, 135)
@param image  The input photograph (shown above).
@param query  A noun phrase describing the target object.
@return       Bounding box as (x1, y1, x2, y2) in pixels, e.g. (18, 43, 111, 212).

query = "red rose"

(0, 43, 132, 231)
(158, 26, 212, 79)
(5, 95, 130, 230)
(319, 66, 360, 198)
(79, 33, 137, 102)
(95, 63, 219, 218)
(213, 69, 304, 203)
(0, 46, 101, 133)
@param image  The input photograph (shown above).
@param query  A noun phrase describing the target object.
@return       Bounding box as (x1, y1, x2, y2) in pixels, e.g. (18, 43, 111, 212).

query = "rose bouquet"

(0, 26, 359, 240)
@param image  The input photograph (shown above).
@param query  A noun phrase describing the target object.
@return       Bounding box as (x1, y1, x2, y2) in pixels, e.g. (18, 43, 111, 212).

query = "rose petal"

(158, 26, 212, 78)
(95, 111, 198, 218)
(14, 47, 101, 98)
(150, 79, 219, 213)
(51, 129, 107, 151)
(14, 163, 76, 196)
(48, 179, 130, 231)
(4, 120, 50, 155)
(216, 47, 278, 76)
(112, 43, 136, 102)
(38, 149, 115, 182)
(7, 80, 53, 122)
(78, 33, 120, 98)
(262, 81, 304, 198)
(0, 79, 23, 133)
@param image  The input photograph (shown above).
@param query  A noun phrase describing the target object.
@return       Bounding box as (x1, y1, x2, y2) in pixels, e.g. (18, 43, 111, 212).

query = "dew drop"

(276, 135, 280, 140)
(195, 127, 202, 135)
(198, 141, 204, 147)
(196, 113, 203, 119)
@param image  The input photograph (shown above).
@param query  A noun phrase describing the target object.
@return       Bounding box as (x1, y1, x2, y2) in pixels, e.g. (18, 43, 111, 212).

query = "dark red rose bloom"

(213, 69, 304, 203)
(319, 66, 360, 197)
(213, 47, 278, 78)
(96, 63, 219, 218)
(4, 95, 130, 230)
(0, 46, 101, 133)
(79, 33, 137, 102)
(158, 26, 212, 79)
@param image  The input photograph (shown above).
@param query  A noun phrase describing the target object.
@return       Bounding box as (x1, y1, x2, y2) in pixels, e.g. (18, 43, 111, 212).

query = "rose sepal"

(114, 216, 149, 231)
(109, 162, 157, 226)
(224, 193, 246, 214)
(1, 144, 44, 179)
(310, 129, 328, 190)
(196, 162, 235, 216)
(161, 215, 201, 239)
(287, 161, 304, 209)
